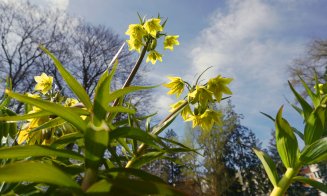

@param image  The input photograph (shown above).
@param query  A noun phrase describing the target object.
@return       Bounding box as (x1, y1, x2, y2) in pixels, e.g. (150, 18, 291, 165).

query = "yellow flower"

(146, 50, 162, 64)
(34, 73, 53, 94)
(125, 24, 146, 40)
(169, 100, 186, 112)
(163, 76, 185, 97)
(26, 93, 40, 99)
(65, 98, 79, 107)
(127, 38, 144, 53)
(18, 115, 49, 144)
(181, 104, 192, 121)
(164, 35, 179, 51)
(186, 109, 222, 131)
(207, 75, 233, 102)
(188, 85, 213, 107)
(143, 18, 163, 38)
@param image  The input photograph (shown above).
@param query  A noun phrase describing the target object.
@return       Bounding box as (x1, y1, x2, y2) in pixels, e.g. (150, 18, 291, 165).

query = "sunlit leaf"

(293, 176, 327, 193)
(0, 145, 83, 160)
(275, 106, 299, 168)
(300, 137, 327, 164)
(253, 148, 279, 187)
(304, 110, 324, 145)
(6, 90, 87, 132)
(288, 81, 312, 121)
(0, 161, 80, 190)
(40, 46, 92, 110)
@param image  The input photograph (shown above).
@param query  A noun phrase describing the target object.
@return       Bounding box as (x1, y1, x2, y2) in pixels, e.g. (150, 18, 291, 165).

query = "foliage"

(255, 75, 327, 195)
(0, 15, 232, 195)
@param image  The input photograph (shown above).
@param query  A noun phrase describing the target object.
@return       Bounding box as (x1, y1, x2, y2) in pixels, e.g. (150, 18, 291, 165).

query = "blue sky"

(29, 0, 327, 146)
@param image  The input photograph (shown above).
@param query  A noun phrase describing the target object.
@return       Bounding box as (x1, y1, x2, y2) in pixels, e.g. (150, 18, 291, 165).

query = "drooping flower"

(146, 50, 162, 64)
(143, 18, 163, 38)
(34, 73, 53, 94)
(17, 107, 49, 144)
(163, 76, 185, 97)
(125, 24, 146, 40)
(207, 75, 233, 102)
(188, 85, 213, 107)
(127, 38, 144, 53)
(186, 109, 222, 131)
(164, 35, 179, 51)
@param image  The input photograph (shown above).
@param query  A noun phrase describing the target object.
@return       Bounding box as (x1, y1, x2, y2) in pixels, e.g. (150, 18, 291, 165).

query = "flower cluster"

(18, 73, 80, 145)
(164, 74, 233, 132)
(125, 17, 179, 64)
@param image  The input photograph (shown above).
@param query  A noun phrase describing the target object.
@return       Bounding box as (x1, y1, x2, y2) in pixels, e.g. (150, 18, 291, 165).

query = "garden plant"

(0, 15, 325, 195)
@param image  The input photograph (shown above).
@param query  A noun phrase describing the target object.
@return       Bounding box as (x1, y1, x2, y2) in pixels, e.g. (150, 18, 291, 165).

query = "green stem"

(81, 168, 97, 192)
(125, 101, 188, 168)
(112, 42, 149, 107)
(270, 166, 301, 196)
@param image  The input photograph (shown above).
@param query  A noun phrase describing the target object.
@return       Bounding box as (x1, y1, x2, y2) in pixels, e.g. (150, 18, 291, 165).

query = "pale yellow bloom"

(125, 24, 146, 40)
(65, 98, 79, 107)
(163, 76, 185, 97)
(188, 85, 213, 107)
(143, 18, 163, 38)
(34, 73, 53, 94)
(146, 50, 162, 64)
(164, 35, 179, 51)
(26, 93, 40, 99)
(207, 75, 233, 102)
(186, 109, 222, 131)
(127, 38, 144, 53)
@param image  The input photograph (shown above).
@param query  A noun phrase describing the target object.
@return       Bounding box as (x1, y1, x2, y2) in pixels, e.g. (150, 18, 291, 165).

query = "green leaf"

(304, 110, 324, 145)
(0, 161, 80, 190)
(106, 106, 135, 114)
(293, 176, 327, 193)
(109, 127, 161, 150)
(0, 145, 83, 160)
(299, 76, 320, 108)
(253, 148, 279, 187)
(51, 132, 83, 148)
(288, 81, 313, 120)
(275, 106, 300, 168)
(292, 127, 304, 141)
(29, 117, 66, 134)
(6, 90, 87, 132)
(300, 137, 327, 164)
(107, 85, 158, 104)
(128, 151, 164, 168)
(40, 46, 92, 110)
(87, 177, 184, 195)
(93, 60, 118, 125)
(0, 110, 51, 122)
(260, 111, 275, 122)
(106, 168, 164, 183)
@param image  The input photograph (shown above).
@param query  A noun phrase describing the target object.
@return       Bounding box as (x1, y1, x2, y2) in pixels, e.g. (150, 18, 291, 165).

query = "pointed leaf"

(299, 76, 320, 108)
(6, 90, 87, 132)
(93, 60, 118, 124)
(253, 148, 279, 187)
(0, 110, 51, 122)
(0, 162, 80, 190)
(275, 106, 300, 168)
(29, 117, 66, 134)
(288, 81, 312, 120)
(40, 46, 92, 110)
(304, 110, 324, 145)
(107, 85, 158, 104)
(0, 145, 83, 160)
(109, 127, 161, 150)
(293, 176, 327, 193)
(260, 111, 275, 122)
(51, 132, 83, 148)
(292, 127, 304, 141)
(300, 137, 327, 164)
(106, 106, 135, 114)
(129, 151, 164, 168)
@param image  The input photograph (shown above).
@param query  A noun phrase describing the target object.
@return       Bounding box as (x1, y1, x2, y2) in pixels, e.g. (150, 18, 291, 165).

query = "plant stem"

(81, 168, 97, 192)
(270, 166, 301, 196)
(125, 101, 188, 168)
(112, 42, 149, 107)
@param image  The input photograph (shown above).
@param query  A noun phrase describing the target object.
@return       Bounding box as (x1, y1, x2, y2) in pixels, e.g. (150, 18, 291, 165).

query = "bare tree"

(289, 39, 327, 92)
(0, 1, 153, 114)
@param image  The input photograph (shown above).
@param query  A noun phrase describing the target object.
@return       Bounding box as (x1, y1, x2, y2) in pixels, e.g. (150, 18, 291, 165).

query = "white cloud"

(188, 0, 308, 139)
(29, 0, 69, 10)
